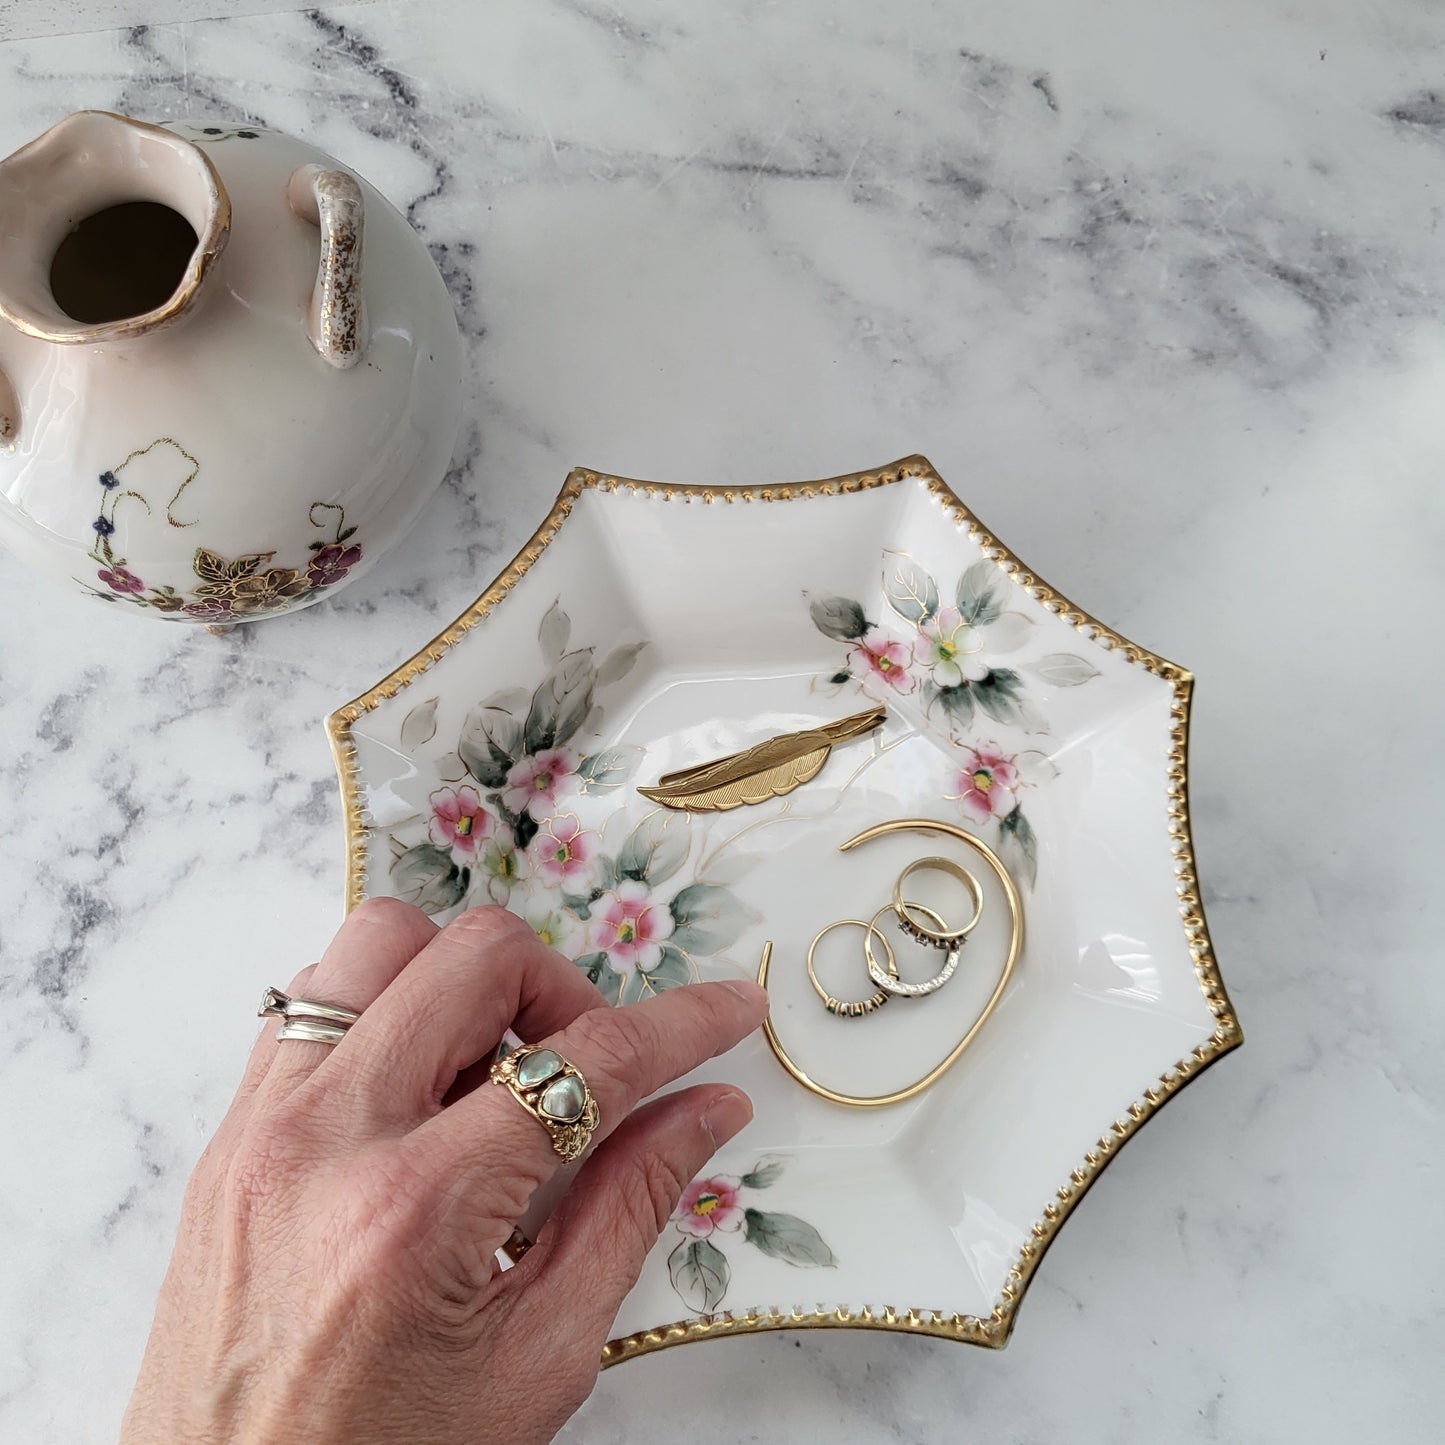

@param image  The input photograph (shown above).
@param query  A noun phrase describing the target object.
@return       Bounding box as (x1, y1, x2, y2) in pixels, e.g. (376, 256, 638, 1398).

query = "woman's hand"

(121, 899, 767, 1444)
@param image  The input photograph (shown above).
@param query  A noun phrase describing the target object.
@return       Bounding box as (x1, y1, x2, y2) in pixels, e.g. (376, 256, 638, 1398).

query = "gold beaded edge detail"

(324, 454, 1243, 1360)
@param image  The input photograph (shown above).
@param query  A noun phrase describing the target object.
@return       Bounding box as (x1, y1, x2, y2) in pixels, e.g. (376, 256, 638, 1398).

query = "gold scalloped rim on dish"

(325, 454, 1243, 1358)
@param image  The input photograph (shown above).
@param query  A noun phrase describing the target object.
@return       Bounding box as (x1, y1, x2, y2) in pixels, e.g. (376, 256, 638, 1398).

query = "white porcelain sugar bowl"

(0, 111, 462, 624)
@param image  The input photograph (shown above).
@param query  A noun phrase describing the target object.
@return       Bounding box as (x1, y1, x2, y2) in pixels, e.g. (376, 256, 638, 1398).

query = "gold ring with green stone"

(489, 1044, 600, 1162)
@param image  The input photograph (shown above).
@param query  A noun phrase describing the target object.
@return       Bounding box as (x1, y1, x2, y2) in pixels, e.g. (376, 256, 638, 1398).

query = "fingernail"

(720, 978, 769, 1011)
(701, 1088, 753, 1148)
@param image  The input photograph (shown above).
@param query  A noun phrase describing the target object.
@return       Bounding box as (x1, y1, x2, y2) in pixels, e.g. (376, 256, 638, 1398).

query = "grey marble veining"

(1, 1, 1442, 1440)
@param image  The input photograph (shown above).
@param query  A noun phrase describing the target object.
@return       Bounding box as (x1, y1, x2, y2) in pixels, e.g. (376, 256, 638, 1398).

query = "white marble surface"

(1, 1, 1441, 1439)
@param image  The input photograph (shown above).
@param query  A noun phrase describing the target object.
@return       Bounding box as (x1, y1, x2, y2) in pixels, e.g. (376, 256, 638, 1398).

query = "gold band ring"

(500, 1227, 534, 1265)
(807, 917, 901, 1018)
(891, 855, 984, 947)
(490, 1045, 600, 1162)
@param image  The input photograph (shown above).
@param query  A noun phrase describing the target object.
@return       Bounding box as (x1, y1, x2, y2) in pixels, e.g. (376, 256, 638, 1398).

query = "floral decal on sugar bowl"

(387, 599, 758, 1005)
(810, 552, 1101, 888)
(81, 438, 364, 622)
(666, 1156, 836, 1314)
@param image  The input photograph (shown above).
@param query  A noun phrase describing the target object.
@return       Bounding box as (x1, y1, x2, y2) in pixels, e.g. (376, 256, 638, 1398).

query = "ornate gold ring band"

(490, 1045, 600, 1162)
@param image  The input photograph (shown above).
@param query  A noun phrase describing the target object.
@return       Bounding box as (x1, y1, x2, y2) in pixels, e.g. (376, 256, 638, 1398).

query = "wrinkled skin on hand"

(121, 900, 765, 1444)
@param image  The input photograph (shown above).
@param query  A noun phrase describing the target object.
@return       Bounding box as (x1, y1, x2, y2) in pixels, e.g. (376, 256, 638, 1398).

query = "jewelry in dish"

(758, 819, 1024, 1108)
(807, 917, 898, 1018)
(863, 902, 964, 999)
(891, 855, 984, 948)
(637, 705, 884, 812)
(328, 456, 1241, 1357)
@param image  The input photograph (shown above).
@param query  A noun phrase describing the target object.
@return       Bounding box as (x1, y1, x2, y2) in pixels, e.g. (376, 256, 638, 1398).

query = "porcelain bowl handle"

(286, 163, 366, 370)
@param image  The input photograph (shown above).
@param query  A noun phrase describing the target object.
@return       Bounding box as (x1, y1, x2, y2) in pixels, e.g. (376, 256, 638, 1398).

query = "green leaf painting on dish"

(997, 805, 1039, 890)
(808, 594, 871, 641)
(524, 649, 595, 753)
(399, 696, 439, 750)
(538, 599, 571, 660)
(739, 1157, 786, 1190)
(956, 558, 1008, 626)
(742, 1208, 838, 1268)
(617, 812, 690, 885)
(1027, 652, 1101, 686)
(457, 705, 520, 787)
(971, 667, 1027, 725)
(620, 944, 693, 1003)
(577, 746, 644, 793)
(669, 882, 754, 955)
(390, 842, 469, 912)
(667, 1237, 730, 1314)
(882, 553, 939, 625)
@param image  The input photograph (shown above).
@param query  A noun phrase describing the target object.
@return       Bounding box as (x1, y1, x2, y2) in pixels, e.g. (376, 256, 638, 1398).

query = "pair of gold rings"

(808, 854, 984, 1017)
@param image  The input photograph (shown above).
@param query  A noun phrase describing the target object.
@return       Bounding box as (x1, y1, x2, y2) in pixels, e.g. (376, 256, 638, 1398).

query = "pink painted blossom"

(428, 785, 494, 857)
(502, 748, 578, 820)
(588, 880, 675, 975)
(529, 813, 598, 887)
(850, 628, 914, 693)
(673, 1176, 745, 1238)
(949, 743, 1020, 823)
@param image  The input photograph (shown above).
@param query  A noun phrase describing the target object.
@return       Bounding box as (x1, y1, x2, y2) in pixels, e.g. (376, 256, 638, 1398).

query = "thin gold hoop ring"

(891, 855, 984, 946)
(864, 903, 962, 998)
(807, 917, 898, 1018)
(757, 819, 1024, 1108)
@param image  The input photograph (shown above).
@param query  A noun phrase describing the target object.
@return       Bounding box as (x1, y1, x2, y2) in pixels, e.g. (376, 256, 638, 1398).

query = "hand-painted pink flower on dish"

(588, 880, 675, 975)
(502, 748, 578, 820)
(949, 743, 1020, 823)
(529, 813, 598, 887)
(850, 628, 914, 693)
(428, 785, 494, 857)
(915, 606, 989, 686)
(97, 564, 145, 594)
(674, 1176, 745, 1238)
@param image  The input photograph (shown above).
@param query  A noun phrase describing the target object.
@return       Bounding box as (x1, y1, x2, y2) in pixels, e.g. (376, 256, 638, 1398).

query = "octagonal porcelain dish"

(326, 455, 1241, 1361)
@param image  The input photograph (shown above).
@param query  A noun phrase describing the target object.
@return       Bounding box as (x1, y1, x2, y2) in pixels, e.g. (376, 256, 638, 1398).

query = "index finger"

(409, 978, 768, 1239)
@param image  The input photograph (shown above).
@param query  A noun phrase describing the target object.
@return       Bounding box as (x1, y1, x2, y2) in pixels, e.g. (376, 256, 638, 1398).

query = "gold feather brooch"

(637, 705, 886, 813)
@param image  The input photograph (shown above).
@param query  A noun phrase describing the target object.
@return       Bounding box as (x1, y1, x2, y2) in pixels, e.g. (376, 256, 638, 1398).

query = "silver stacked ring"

(258, 985, 361, 1045)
